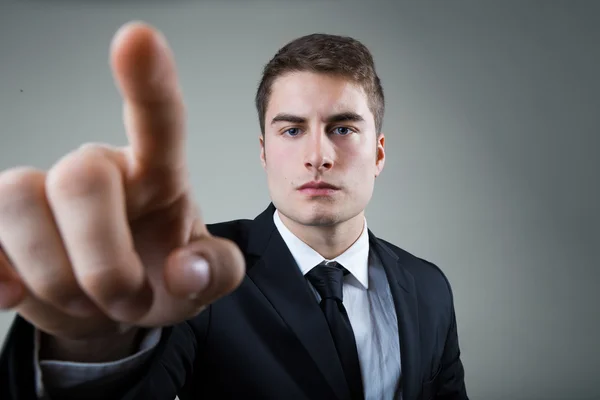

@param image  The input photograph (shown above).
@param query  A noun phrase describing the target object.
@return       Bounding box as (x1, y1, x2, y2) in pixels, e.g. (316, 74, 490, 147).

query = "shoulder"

(206, 217, 254, 248)
(375, 236, 457, 314)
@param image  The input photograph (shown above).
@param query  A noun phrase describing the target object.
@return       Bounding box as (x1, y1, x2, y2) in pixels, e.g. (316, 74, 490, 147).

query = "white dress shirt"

(35, 209, 401, 400)
(273, 210, 401, 400)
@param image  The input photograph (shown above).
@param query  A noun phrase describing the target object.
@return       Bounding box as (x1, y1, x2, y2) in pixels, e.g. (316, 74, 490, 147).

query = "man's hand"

(0, 22, 245, 346)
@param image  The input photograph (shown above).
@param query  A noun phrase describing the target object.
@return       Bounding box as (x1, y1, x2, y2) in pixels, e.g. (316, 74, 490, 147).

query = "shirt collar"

(273, 209, 370, 289)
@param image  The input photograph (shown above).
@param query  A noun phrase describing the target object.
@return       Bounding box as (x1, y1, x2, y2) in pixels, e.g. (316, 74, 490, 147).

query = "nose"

(304, 131, 333, 172)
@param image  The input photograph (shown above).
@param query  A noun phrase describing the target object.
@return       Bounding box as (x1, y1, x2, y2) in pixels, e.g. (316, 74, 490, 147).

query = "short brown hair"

(255, 33, 385, 135)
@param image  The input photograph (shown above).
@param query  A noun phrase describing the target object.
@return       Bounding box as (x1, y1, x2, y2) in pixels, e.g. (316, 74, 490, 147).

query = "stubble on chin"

(289, 199, 343, 227)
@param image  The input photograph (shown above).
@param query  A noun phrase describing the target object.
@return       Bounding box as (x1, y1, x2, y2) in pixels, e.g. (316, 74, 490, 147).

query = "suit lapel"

(245, 204, 351, 400)
(369, 231, 421, 400)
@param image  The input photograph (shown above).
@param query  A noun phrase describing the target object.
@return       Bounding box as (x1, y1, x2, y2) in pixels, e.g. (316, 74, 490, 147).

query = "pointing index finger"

(110, 22, 186, 173)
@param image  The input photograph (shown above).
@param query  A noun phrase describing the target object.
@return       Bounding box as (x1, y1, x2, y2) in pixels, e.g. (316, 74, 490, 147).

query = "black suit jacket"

(1, 203, 468, 400)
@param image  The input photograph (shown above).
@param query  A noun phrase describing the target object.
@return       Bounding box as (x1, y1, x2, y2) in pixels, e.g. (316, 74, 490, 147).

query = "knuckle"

(76, 266, 140, 303)
(29, 272, 79, 304)
(0, 167, 46, 216)
(46, 149, 117, 200)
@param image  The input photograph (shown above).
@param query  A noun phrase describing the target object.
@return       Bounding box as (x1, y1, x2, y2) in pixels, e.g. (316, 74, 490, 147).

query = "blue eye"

(333, 127, 353, 135)
(284, 128, 301, 136)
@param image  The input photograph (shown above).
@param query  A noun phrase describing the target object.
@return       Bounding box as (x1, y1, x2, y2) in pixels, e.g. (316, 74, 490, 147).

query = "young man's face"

(260, 71, 385, 228)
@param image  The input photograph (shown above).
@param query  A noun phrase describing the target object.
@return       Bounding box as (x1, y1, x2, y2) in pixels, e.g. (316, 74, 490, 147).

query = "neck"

(277, 210, 366, 260)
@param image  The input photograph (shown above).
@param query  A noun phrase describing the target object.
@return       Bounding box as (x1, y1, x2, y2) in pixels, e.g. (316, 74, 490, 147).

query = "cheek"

(266, 145, 287, 166)
(265, 142, 296, 178)
(344, 151, 377, 184)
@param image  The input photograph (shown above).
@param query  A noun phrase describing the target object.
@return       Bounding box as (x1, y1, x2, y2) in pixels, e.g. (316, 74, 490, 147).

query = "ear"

(259, 134, 266, 169)
(374, 133, 385, 178)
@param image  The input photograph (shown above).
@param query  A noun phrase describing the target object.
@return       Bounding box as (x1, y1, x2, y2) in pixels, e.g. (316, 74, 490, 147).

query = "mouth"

(297, 181, 340, 196)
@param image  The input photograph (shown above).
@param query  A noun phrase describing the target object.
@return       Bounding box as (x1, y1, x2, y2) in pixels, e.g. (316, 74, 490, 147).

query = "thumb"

(164, 233, 246, 303)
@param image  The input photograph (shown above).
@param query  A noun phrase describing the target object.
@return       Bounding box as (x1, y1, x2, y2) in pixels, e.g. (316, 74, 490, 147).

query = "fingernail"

(183, 255, 211, 296)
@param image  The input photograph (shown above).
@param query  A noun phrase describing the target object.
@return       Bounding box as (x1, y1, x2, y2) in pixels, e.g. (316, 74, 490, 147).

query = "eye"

(283, 127, 302, 137)
(332, 126, 354, 136)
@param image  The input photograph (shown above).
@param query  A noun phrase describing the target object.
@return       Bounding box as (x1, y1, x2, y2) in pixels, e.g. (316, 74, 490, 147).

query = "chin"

(273, 191, 366, 228)
(286, 200, 345, 227)
(301, 214, 340, 227)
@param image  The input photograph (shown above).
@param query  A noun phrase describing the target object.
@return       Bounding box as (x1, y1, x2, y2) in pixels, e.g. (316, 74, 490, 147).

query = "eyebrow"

(270, 112, 365, 125)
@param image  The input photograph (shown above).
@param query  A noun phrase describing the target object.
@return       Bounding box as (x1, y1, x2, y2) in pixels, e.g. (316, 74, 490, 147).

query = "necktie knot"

(306, 261, 345, 302)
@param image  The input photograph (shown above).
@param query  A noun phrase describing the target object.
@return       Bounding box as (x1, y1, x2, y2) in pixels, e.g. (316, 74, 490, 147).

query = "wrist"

(39, 327, 146, 363)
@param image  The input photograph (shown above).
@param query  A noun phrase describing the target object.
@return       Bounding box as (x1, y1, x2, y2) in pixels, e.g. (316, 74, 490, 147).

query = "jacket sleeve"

(434, 281, 469, 400)
(38, 327, 162, 397)
(0, 307, 211, 400)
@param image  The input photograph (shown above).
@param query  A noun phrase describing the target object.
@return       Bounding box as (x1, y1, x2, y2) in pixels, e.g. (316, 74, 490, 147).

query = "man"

(0, 21, 468, 399)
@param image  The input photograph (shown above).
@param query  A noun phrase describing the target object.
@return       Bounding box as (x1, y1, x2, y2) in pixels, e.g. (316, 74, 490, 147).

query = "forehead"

(266, 71, 372, 121)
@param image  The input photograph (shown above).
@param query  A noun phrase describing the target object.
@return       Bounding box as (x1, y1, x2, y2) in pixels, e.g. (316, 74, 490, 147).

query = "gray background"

(1, 1, 599, 399)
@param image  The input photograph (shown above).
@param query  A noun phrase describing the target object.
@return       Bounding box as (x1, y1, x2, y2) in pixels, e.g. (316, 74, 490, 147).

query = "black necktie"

(306, 261, 365, 400)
